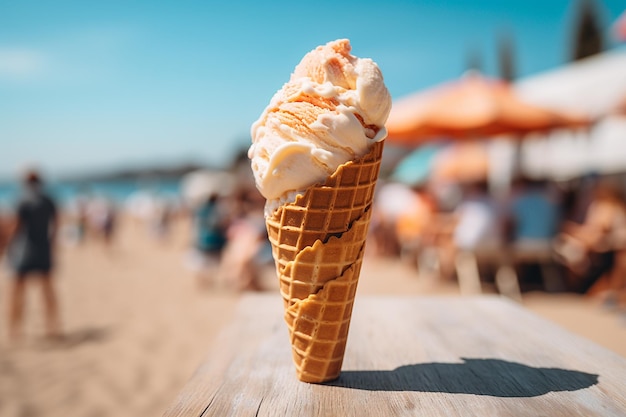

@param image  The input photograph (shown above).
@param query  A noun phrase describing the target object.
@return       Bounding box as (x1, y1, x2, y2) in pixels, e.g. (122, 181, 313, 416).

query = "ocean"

(0, 179, 182, 212)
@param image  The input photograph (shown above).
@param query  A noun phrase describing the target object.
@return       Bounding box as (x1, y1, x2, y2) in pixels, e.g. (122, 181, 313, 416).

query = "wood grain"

(163, 294, 626, 417)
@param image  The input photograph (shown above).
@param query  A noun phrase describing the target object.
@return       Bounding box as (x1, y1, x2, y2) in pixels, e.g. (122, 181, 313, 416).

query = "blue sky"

(1, 0, 624, 180)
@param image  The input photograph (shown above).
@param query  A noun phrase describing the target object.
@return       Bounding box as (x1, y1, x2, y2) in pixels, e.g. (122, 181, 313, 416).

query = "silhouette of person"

(5, 169, 61, 341)
(556, 181, 626, 294)
(86, 195, 117, 247)
(192, 194, 229, 288)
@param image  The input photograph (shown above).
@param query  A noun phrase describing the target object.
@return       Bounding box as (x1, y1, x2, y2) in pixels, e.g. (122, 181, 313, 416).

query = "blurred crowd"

(0, 167, 275, 342)
(2, 157, 626, 342)
(183, 186, 271, 292)
(369, 171, 626, 309)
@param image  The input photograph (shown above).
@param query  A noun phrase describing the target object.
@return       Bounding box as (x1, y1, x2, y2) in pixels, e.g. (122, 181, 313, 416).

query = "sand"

(0, 215, 624, 417)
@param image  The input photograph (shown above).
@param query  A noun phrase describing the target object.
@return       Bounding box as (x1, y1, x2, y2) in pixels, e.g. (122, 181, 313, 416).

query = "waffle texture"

(265, 140, 384, 383)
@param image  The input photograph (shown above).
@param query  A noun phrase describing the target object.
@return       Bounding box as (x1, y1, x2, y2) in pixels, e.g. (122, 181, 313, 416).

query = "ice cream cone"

(265, 140, 384, 382)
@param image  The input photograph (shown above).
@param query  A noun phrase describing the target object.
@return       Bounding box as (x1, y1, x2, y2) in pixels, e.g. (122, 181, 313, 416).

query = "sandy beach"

(1, 215, 624, 417)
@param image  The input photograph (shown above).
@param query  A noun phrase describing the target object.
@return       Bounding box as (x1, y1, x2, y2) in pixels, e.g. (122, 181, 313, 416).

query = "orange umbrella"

(386, 72, 590, 146)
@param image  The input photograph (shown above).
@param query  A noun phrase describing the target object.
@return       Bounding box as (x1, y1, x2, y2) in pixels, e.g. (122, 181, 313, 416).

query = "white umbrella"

(514, 48, 626, 179)
(515, 48, 626, 119)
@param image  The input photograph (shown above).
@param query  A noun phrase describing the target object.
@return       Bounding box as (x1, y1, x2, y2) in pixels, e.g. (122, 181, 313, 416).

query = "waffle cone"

(265, 140, 384, 383)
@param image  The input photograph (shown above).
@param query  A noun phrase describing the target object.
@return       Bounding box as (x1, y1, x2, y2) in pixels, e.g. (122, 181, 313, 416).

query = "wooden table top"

(163, 294, 626, 417)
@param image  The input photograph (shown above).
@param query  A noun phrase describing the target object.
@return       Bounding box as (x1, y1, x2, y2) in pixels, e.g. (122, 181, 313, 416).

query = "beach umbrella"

(181, 169, 235, 207)
(386, 72, 590, 146)
(515, 49, 626, 118)
(514, 49, 626, 179)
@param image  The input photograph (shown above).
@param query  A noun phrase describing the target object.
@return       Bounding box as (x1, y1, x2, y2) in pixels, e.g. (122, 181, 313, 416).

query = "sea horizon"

(0, 177, 183, 212)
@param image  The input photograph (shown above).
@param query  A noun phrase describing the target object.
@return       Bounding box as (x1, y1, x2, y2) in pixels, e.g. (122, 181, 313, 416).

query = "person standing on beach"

(4, 170, 61, 341)
(192, 194, 229, 288)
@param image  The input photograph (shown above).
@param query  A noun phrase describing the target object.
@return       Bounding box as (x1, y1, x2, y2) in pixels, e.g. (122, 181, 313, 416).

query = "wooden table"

(164, 294, 626, 417)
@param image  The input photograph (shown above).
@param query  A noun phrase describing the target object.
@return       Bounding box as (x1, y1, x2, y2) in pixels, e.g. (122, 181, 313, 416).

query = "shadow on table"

(328, 358, 598, 397)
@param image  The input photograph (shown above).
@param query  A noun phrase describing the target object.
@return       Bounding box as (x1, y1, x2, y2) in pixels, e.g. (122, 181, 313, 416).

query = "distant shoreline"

(0, 177, 183, 209)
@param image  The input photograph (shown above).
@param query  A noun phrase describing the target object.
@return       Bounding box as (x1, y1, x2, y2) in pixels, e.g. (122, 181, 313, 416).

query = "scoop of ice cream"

(249, 39, 391, 203)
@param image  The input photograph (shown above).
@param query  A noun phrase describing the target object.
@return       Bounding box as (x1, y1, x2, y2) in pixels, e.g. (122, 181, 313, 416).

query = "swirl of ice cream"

(249, 39, 392, 205)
